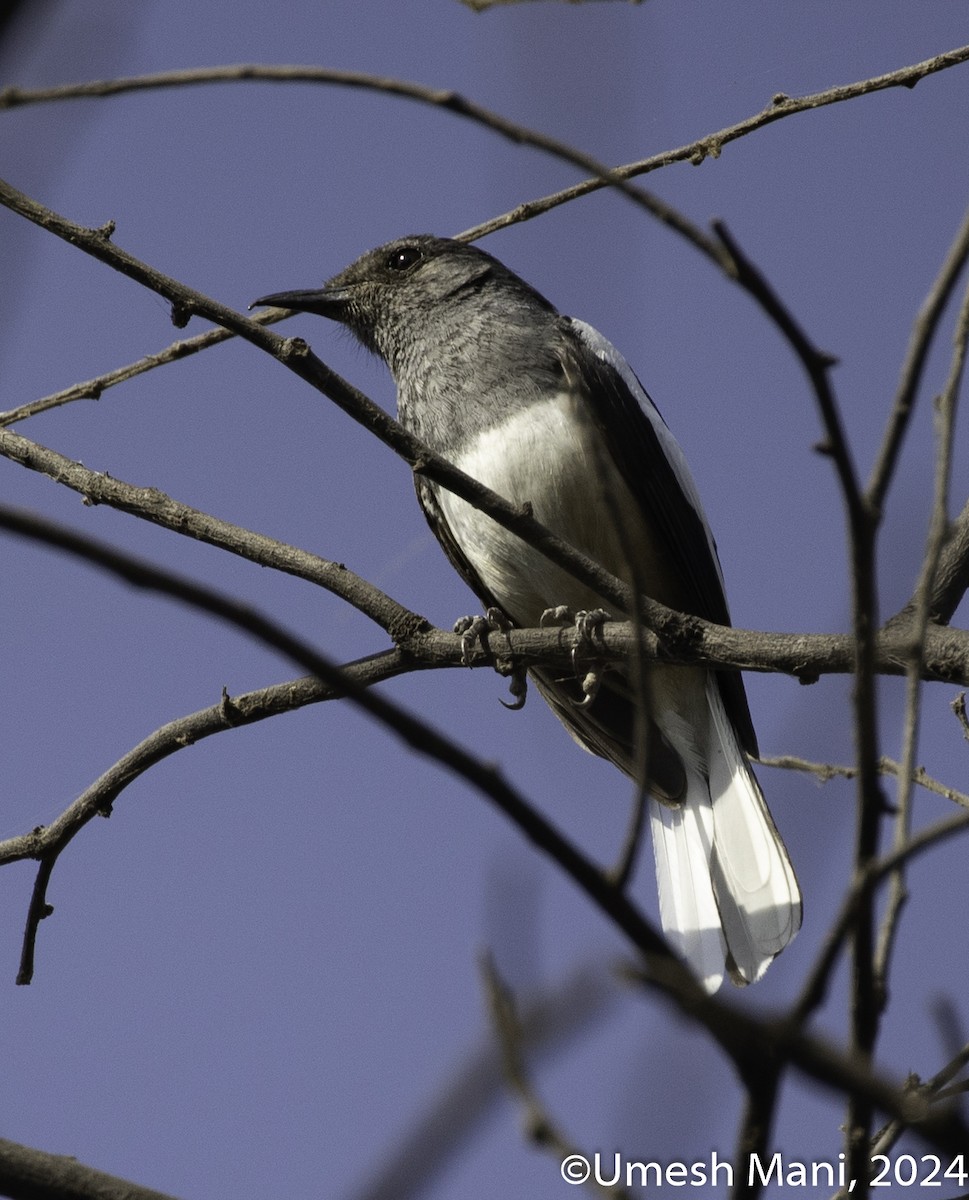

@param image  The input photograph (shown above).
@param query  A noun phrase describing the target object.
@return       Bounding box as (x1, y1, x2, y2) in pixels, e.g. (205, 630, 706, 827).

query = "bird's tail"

(649, 677, 801, 992)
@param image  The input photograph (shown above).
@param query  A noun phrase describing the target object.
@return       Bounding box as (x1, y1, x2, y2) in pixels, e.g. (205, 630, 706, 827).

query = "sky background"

(2, 3, 969, 1198)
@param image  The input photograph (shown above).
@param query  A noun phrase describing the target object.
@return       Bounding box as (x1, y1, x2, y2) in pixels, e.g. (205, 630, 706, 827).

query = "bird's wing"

(562, 317, 758, 757)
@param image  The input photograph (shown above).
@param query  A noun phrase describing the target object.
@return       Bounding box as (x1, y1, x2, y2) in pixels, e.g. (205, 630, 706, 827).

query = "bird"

(253, 234, 801, 991)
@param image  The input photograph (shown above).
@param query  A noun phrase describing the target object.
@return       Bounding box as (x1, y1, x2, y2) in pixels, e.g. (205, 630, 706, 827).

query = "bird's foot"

(570, 667, 603, 709)
(571, 608, 609, 652)
(558, 608, 609, 709)
(454, 607, 510, 664)
(453, 609, 526, 710)
(540, 605, 574, 627)
(499, 668, 528, 711)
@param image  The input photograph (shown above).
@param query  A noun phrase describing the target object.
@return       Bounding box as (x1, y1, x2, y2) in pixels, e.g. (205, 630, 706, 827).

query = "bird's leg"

(571, 608, 609, 650)
(454, 607, 509, 664)
(541, 607, 611, 709)
(454, 608, 527, 709)
(571, 609, 610, 708)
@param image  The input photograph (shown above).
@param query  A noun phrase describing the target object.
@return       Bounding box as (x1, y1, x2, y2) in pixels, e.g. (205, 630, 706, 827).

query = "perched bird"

(253, 235, 800, 991)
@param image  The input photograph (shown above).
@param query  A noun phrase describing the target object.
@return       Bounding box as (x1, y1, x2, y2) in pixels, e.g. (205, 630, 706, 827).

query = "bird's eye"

(386, 246, 423, 272)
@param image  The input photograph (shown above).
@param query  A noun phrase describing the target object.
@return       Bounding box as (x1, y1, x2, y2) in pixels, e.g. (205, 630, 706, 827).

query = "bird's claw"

(455, 607, 509, 665)
(454, 609, 526, 709)
(570, 667, 603, 709)
(500, 668, 528, 711)
(572, 608, 609, 648)
(534, 608, 606, 709)
(540, 605, 574, 627)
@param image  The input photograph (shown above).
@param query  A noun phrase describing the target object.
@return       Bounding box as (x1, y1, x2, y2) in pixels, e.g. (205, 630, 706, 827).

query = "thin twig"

(481, 956, 631, 1199)
(874, 259, 969, 1003)
(352, 964, 618, 1200)
(794, 808, 969, 1022)
(0, 309, 287, 428)
(870, 1040, 969, 1158)
(867, 202, 969, 513)
(460, 44, 969, 241)
(761, 753, 969, 811)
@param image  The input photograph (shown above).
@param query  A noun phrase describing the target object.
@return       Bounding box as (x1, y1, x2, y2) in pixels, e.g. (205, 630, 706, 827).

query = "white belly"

(435, 393, 666, 626)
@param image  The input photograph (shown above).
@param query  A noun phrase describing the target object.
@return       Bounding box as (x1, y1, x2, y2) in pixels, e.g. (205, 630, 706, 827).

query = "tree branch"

(0, 308, 287, 428)
(874, 258, 969, 1018)
(795, 807, 969, 1023)
(351, 964, 618, 1200)
(0, 427, 422, 638)
(868, 202, 969, 513)
(0, 1137, 184, 1200)
(462, 44, 969, 241)
(0, 504, 686, 994)
(480, 956, 631, 1199)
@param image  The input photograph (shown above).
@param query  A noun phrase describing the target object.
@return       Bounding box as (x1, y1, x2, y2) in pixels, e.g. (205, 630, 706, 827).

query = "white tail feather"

(649, 677, 801, 989)
(705, 678, 801, 982)
(649, 787, 725, 994)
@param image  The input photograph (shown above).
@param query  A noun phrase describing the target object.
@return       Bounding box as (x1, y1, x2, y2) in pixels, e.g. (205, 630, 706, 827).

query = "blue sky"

(2, 4, 968, 1198)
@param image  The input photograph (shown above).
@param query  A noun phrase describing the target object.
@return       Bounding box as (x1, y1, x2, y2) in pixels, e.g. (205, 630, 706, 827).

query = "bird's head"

(252, 234, 555, 376)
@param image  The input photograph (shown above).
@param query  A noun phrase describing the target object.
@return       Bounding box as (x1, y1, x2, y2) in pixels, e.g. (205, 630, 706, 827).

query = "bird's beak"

(249, 285, 351, 319)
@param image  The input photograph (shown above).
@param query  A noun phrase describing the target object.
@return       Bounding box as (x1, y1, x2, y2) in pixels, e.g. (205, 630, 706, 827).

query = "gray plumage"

(254, 234, 801, 990)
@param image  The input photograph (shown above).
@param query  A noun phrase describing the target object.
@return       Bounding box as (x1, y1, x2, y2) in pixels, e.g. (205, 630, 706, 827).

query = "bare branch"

(462, 44, 969, 241)
(874, 260, 969, 1007)
(0, 426, 420, 636)
(352, 964, 618, 1200)
(868, 202, 969, 512)
(0, 1137, 184, 1200)
(480, 956, 630, 1199)
(6, 419, 969, 687)
(0, 507, 686, 994)
(795, 807, 969, 1022)
(761, 753, 969, 811)
(0, 309, 287, 428)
